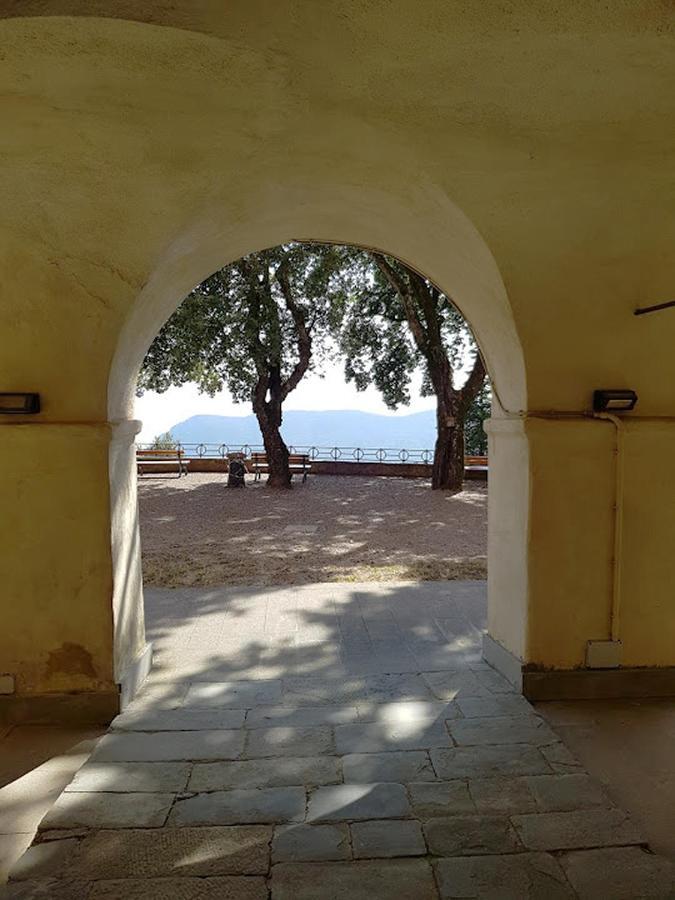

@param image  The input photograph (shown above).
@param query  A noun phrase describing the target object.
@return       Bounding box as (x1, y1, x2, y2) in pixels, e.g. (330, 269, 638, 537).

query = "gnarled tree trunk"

(432, 399, 464, 491)
(253, 366, 292, 488)
(370, 252, 486, 493)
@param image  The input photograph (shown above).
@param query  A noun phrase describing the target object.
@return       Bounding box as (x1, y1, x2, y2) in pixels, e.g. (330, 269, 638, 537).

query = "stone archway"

(107, 182, 528, 702)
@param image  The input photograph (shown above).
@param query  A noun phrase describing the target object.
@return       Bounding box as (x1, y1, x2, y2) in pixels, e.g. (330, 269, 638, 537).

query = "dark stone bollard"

(227, 457, 247, 488)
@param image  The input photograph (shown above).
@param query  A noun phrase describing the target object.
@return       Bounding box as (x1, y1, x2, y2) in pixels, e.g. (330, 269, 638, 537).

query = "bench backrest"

(137, 448, 185, 459)
(251, 452, 309, 466)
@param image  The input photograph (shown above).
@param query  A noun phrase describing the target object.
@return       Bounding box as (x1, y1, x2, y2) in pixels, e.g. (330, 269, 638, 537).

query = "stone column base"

(483, 634, 675, 700)
(117, 641, 153, 709)
(0, 690, 120, 726)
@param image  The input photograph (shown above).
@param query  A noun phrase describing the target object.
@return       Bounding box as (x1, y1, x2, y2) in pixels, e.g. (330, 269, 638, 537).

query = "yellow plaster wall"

(526, 418, 615, 668)
(619, 421, 675, 667)
(0, 3, 673, 694)
(0, 426, 115, 694)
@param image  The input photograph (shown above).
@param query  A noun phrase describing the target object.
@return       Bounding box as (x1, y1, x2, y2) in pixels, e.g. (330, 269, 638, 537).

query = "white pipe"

(593, 412, 625, 642)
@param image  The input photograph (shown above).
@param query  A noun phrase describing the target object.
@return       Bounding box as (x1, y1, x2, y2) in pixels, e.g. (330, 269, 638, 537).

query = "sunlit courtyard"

(139, 474, 488, 587)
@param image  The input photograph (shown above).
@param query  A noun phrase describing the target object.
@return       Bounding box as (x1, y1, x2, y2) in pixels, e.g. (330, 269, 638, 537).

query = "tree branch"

(371, 253, 428, 354)
(458, 352, 487, 415)
(274, 261, 313, 400)
(236, 259, 269, 377)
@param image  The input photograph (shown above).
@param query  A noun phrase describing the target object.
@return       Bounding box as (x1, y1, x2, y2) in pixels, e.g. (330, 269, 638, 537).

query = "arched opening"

(106, 184, 528, 700)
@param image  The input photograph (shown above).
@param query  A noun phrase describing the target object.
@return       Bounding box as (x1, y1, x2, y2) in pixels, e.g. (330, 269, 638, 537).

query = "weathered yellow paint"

(0, 3, 674, 698)
(0, 426, 115, 694)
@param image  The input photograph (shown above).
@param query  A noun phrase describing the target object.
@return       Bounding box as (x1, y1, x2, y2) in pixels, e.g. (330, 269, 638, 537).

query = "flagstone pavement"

(5, 582, 674, 898)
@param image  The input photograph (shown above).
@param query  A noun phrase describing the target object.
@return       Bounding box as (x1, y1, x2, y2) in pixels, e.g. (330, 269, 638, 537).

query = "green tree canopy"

(336, 251, 487, 487)
(139, 243, 350, 486)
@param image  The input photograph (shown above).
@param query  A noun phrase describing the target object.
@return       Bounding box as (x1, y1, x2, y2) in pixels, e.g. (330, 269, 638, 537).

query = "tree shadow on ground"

(138, 475, 487, 587)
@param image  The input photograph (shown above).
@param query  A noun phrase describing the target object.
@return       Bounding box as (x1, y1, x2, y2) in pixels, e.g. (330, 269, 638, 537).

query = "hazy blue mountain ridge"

(168, 410, 437, 450)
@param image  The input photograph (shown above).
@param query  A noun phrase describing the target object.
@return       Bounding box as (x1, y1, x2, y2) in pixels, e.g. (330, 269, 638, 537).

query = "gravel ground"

(139, 473, 487, 587)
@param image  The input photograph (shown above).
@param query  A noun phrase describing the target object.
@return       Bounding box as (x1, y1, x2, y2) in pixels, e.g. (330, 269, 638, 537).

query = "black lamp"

(592, 389, 637, 413)
(0, 393, 41, 414)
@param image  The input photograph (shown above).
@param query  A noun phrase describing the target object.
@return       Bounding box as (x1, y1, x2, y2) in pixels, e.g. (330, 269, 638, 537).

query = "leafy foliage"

(464, 383, 491, 455)
(338, 254, 481, 409)
(151, 431, 177, 449)
(139, 243, 349, 404)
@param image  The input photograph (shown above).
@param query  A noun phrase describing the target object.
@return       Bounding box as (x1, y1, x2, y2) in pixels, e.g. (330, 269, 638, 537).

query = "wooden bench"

(251, 452, 311, 483)
(137, 447, 190, 477)
(464, 454, 488, 479)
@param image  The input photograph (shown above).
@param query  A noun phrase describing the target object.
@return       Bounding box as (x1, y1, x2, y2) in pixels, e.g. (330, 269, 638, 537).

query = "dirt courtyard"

(139, 473, 487, 587)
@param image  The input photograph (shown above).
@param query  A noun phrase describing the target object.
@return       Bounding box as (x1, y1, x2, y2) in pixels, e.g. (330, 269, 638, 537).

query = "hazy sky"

(136, 368, 436, 442)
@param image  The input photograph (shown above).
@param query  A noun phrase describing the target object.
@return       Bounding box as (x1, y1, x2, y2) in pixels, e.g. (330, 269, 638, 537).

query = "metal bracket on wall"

(634, 299, 675, 316)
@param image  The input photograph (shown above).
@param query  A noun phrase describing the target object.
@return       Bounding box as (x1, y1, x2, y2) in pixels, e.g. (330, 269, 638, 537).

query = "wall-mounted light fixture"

(592, 389, 637, 413)
(0, 393, 41, 414)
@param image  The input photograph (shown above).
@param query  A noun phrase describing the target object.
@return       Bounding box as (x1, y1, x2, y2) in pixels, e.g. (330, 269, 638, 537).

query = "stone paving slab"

(540, 742, 585, 774)
(455, 694, 536, 718)
(473, 668, 516, 694)
(3, 878, 91, 899)
(246, 705, 360, 727)
(75, 825, 270, 878)
(271, 859, 438, 900)
(168, 787, 306, 825)
(340, 652, 422, 677)
(9, 839, 79, 881)
(355, 699, 460, 723)
(431, 745, 552, 779)
(342, 751, 436, 783)
(111, 708, 247, 731)
(435, 852, 575, 899)
(189, 756, 341, 791)
(424, 815, 522, 856)
(467, 777, 538, 814)
(272, 824, 350, 862)
(559, 846, 675, 899)
(409, 781, 476, 818)
(39, 792, 174, 830)
(120, 683, 190, 712)
(65, 762, 191, 793)
(421, 670, 491, 700)
(525, 773, 611, 812)
(282, 674, 434, 706)
(446, 714, 558, 747)
(12, 826, 272, 884)
(512, 807, 643, 851)
(183, 681, 282, 707)
(351, 819, 426, 858)
(90, 730, 244, 762)
(307, 783, 411, 822)
(335, 718, 451, 754)
(88, 875, 268, 899)
(244, 725, 334, 758)
(411, 647, 483, 671)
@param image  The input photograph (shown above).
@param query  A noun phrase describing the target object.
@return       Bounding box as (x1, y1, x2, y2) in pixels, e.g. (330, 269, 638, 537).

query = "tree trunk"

(259, 414, 292, 488)
(253, 369, 292, 489)
(432, 399, 464, 491)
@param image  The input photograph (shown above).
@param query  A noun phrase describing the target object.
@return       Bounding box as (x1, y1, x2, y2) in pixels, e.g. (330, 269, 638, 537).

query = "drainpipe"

(589, 412, 625, 664)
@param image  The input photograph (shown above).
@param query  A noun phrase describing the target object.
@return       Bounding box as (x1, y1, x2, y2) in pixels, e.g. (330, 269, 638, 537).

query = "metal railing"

(136, 441, 437, 465)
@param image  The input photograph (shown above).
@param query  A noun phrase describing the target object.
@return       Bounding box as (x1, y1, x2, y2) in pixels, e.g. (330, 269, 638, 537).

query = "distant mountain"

(168, 410, 437, 450)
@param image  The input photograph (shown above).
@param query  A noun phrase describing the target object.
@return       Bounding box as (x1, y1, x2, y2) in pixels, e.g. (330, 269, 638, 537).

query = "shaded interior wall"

(619, 421, 675, 667)
(0, 425, 115, 695)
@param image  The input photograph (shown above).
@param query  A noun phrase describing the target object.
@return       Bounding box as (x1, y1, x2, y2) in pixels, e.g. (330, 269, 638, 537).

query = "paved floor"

(0, 727, 103, 884)
(5, 582, 675, 898)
